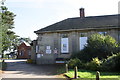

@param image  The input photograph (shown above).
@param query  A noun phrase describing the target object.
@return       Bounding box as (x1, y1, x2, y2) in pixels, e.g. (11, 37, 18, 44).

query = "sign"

(46, 46, 50, 49)
(37, 54, 43, 58)
(54, 49, 58, 54)
(46, 49, 51, 54)
(61, 38, 69, 53)
(46, 46, 51, 54)
(37, 54, 41, 58)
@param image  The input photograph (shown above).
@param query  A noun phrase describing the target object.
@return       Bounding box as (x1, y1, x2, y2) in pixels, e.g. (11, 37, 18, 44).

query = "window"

(79, 37, 87, 50)
(61, 38, 69, 53)
(61, 33, 69, 53)
(79, 33, 88, 50)
(20, 50, 24, 56)
(36, 45, 39, 53)
(80, 33, 87, 37)
(98, 32, 107, 35)
(61, 33, 68, 38)
(28, 50, 31, 55)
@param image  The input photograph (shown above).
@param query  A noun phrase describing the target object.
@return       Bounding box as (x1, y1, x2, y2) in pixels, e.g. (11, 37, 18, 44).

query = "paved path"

(2, 59, 66, 79)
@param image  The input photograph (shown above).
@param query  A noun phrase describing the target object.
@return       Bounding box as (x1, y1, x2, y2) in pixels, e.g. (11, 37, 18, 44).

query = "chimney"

(80, 8, 85, 18)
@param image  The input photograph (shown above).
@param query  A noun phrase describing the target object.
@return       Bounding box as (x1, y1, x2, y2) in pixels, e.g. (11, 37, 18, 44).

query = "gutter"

(34, 27, 120, 34)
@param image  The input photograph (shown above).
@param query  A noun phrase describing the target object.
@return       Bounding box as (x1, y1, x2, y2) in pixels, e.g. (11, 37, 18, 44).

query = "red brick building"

(17, 42, 31, 59)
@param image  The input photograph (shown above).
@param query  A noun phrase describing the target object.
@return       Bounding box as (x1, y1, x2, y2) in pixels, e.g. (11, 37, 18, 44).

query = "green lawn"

(65, 69, 120, 78)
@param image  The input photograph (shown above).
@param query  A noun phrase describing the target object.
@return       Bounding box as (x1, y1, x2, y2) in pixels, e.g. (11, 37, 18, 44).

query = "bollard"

(65, 64, 68, 73)
(96, 71, 100, 80)
(2, 60, 4, 63)
(74, 66, 78, 79)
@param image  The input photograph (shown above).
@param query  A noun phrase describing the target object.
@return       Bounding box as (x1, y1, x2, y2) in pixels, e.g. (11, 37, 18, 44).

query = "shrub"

(71, 51, 91, 62)
(68, 58, 85, 69)
(83, 34, 118, 60)
(85, 57, 102, 71)
(27, 59, 33, 63)
(71, 34, 119, 62)
(101, 53, 120, 72)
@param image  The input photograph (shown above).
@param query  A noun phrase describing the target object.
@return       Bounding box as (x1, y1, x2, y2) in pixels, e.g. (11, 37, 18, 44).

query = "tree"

(71, 34, 119, 62)
(17, 37, 32, 44)
(0, 4, 32, 59)
(0, 5, 17, 55)
(83, 34, 118, 59)
(12, 37, 32, 51)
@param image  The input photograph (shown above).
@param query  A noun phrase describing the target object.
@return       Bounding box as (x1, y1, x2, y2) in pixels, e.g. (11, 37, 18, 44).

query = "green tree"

(17, 37, 32, 44)
(84, 34, 118, 59)
(0, 5, 17, 55)
(71, 34, 119, 62)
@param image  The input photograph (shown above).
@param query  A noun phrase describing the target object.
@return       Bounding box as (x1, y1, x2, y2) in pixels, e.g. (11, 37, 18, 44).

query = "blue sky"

(5, 0, 119, 40)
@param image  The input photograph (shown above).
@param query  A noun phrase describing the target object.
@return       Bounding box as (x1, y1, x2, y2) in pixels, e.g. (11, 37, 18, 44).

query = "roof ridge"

(69, 14, 119, 19)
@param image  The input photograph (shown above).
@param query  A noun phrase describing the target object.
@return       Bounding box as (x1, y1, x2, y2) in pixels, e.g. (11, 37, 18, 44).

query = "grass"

(65, 69, 120, 78)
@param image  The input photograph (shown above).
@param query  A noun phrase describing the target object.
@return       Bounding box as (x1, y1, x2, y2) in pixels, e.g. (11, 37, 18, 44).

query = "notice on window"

(46, 46, 51, 54)
(46, 46, 51, 49)
(46, 49, 51, 54)
(61, 38, 69, 53)
(37, 54, 41, 58)
(54, 48, 58, 54)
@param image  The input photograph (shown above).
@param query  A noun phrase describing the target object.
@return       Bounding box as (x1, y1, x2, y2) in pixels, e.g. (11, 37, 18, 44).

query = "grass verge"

(64, 69, 120, 78)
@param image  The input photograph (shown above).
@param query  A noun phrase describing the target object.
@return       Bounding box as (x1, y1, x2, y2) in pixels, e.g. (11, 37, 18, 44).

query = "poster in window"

(54, 48, 58, 54)
(61, 38, 69, 53)
(37, 54, 41, 58)
(46, 46, 50, 49)
(46, 49, 51, 54)
(46, 46, 51, 54)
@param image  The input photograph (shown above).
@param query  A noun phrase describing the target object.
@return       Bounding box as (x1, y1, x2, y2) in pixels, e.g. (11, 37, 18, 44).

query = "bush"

(27, 59, 33, 63)
(71, 34, 119, 62)
(84, 34, 118, 59)
(71, 51, 91, 62)
(85, 57, 102, 71)
(101, 53, 120, 72)
(68, 58, 85, 69)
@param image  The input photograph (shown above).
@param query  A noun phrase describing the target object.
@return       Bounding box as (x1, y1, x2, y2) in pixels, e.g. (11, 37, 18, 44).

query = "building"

(34, 8, 120, 64)
(17, 42, 31, 59)
(30, 40, 37, 63)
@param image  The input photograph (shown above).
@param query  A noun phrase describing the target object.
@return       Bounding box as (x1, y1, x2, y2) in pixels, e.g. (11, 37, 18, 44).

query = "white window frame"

(61, 38, 69, 53)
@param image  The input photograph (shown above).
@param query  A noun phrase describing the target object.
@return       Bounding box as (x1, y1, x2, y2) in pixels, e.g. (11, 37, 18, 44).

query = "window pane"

(61, 38, 69, 53)
(79, 37, 87, 50)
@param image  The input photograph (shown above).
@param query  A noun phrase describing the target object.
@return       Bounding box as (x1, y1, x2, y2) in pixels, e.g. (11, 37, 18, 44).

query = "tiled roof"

(23, 41, 30, 46)
(35, 14, 119, 33)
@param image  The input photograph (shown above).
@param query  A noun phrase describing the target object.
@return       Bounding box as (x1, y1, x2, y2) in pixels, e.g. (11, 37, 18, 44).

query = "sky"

(4, 0, 120, 40)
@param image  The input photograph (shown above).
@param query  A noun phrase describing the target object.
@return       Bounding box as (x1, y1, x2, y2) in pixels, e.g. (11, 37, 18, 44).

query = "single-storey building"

(34, 8, 120, 64)
(17, 42, 31, 59)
